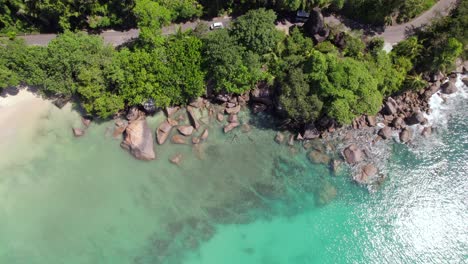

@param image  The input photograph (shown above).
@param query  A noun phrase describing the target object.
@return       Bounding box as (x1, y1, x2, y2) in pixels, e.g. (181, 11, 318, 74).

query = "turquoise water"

(0, 78, 466, 264)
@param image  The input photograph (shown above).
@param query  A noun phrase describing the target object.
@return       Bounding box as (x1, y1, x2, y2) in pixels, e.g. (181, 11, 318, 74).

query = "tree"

(432, 37, 463, 71)
(230, 8, 283, 55)
(203, 29, 267, 94)
(279, 68, 323, 124)
(133, 0, 171, 46)
(306, 51, 382, 124)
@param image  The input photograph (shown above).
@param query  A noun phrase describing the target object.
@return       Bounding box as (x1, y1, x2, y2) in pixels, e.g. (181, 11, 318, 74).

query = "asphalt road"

(18, 0, 457, 47)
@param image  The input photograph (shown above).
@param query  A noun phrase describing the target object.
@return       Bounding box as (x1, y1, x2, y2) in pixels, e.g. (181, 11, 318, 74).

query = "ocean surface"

(0, 76, 466, 264)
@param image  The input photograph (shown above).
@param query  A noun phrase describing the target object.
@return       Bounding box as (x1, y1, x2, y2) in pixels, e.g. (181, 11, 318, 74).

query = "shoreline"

(1, 72, 466, 190)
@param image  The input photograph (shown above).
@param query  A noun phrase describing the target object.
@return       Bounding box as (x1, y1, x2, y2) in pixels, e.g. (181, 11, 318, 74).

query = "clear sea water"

(0, 76, 466, 264)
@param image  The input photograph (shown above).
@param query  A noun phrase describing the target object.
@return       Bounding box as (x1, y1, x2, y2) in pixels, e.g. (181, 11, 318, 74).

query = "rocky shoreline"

(67, 65, 467, 190)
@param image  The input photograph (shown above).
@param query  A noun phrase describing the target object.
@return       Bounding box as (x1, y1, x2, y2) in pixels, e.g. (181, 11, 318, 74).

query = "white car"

(210, 22, 224, 30)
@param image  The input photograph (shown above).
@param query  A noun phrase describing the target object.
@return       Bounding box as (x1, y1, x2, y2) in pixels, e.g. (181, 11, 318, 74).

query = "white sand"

(0, 90, 53, 168)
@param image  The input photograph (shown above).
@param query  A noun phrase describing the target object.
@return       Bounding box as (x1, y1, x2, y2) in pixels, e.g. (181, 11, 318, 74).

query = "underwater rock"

(275, 132, 285, 144)
(228, 114, 238, 123)
(422, 126, 432, 137)
(308, 150, 331, 165)
(343, 144, 363, 164)
(354, 164, 378, 184)
(169, 153, 183, 165)
(314, 181, 337, 206)
(225, 105, 241, 115)
(121, 116, 156, 161)
(72, 127, 85, 137)
(192, 137, 200, 144)
(81, 117, 92, 128)
(241, 123, 251, 133)
(288, 134, 295, 146)
(171, 135, 187, 144)
(224, 122, 239, 133)
(330, 159, 342, 175)
(217, 112, 224, 122)
(200, 128, 209, 141)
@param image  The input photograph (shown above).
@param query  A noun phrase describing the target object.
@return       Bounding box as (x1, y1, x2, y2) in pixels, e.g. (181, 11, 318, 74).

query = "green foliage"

(432, 37, 463, 72)
(112, 32, 205, 107)
(230, 8, 282, 55)
(279, 68, 323, 123)
(134, 0, 171, 46)
(306, 51, 382, 124)
(391, 36, 423, 61)
(342, 0, 436, 25)
(155, 0, 203, 20)
(343, 33, 365, 58)
(403, 74, 428, 91)
(203, 29, 267, 94)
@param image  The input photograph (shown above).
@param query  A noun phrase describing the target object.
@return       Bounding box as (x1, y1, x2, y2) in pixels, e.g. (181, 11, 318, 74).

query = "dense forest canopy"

(0, 0, 442, 33)
(0, 0, 466, 126)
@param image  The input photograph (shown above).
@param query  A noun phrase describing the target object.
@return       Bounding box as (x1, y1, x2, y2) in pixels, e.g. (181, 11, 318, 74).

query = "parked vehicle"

(210, 22, 224, 30)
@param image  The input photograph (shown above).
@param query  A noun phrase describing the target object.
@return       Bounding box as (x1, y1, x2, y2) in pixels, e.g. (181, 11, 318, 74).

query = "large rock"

(440, 81, 458, 94)
(462, 77, 468, 86)
(186, 106, 200, 130)
(405, 111, 425, 126)
(52, 96, 70, 109)
(126, 107, 140, 122)
(81, 117, 92, 128)
(383, 98, 398, 115)
(392, 117, 406, 129)
(121, 117, 156, 160)
(224, 122, 239, 133)
(156, 120, 174, 145)
(421, 126, 432, 137)
(343, 144, 363, 164)
(378, 126, 392, 140)
(399, 128, 413, 143)
(355, 164, 378, 184)
(72, 128, 85, 137)
(113, 119, 128, 138)
(225, 105, 241, 115)
(366, 115, 377, 127)
(308, 150, 331, 164)
(165, 106, 180, 117)
(304, 8, 325, 37)
(303, 123, 320, 140)
(178, 125, 194, 136)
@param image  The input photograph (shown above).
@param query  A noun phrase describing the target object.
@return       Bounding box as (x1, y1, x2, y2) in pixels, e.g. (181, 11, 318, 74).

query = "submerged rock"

(217, 112, 224, 122)
(121, 116, 156, 160)
(275, 132, 285, 144)
(308, 150, 330, 165)
(169, 153, 183, 165)
(422, 126, 432, 137)
(354, 164, 378, 184)
(314, 180, 337, 206)
(72, 127, 85, 137)
(81, 117, 92, 128)
(343, 144, 363, 164)
(200, 128, 209, 141)
(171, 135, 187, 144)
(224, 122, 239, 133)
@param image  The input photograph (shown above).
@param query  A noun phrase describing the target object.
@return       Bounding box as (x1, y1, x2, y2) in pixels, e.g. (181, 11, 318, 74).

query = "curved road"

(18, 0, 457, 47)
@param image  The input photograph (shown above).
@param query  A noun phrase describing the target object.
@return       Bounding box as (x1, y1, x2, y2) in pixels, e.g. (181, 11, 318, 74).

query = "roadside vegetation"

(0, 0, 465, 126)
